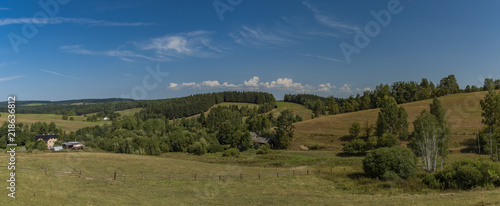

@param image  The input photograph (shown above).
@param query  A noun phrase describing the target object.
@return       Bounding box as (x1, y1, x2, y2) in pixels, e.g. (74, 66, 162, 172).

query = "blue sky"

(1, 0, 499, 101)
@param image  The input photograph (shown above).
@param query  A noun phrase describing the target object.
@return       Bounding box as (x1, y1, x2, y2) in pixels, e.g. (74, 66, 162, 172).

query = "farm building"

(35, 134, 59, 149)
(250, 132, 270, 144)
(62, 142, 84, 150)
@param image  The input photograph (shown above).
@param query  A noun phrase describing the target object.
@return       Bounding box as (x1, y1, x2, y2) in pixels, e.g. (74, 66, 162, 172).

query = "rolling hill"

(290, 91, 488, 151)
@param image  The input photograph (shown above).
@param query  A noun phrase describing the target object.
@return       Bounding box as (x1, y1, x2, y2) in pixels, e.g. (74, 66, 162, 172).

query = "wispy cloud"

(0, 17, 151, 27)
(229, 26, 293, 48)
(0, 75, 24, 82)
(41, 69, 81, 80)
(168, 76, 334, 94)
(137, 30, 222, 59)
(302, 53, 344, 63)
(60, 45, 167, 62)
(0, 8, 11, 10)
(302, 1, 356, 34)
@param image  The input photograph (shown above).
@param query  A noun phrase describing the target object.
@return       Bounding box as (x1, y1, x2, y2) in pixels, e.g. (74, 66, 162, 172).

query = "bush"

(342, 139, 367, 155)
(382, 171, 401, 181)
(222, 148, 240, 157)
(377, 133, 399, 148)
(257, 143, 272, 154)
(366, 136, 378, 150)
(349, 122, 362, 138)
(207, 144, 224, 153)
(425, 158, 500, 190)
(187, 142, 206, 156)
(362, 146, 417, 180)
(308, 144, 325, 150)
(35, 140, 47, 151)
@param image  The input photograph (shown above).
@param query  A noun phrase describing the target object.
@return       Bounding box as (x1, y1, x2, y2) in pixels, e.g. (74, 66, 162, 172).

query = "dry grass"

(0, 152, 498, 205)
(291, 91, 487, 150)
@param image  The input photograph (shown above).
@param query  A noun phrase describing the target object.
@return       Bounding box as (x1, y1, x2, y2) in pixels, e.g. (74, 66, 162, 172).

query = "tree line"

(136, 91, 276, 120)
(285, 75, 499, 118)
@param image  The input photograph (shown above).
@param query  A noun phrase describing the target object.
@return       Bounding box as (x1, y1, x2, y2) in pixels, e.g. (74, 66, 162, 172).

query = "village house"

(35, 134, 59, 150)
(62, 142, 84, 150)
(250, 132, 270, 144)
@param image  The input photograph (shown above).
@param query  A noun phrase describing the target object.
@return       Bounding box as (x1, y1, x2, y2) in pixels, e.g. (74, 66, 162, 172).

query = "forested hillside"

(285, 75, 500, 118)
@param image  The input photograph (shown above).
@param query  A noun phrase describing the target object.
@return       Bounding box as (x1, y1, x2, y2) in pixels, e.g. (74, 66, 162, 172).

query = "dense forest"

(136, 91, 276, 120)
(285, 75, 500, 118)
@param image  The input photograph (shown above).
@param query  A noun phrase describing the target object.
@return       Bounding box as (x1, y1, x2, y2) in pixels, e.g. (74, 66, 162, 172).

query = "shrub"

(342, 139, 367, 155)
(187, 142, 206, 156)
(425, 159, 500, 190)
(222, 148, 240, 157)
(349, 122, 362, 138)
(377, 133, 399, 148)
(366, 136, 378, 150)
(207, 144, 224, 153)
(362, 146, 417, 180)
(382, 171, 401, 181)
(308, 144, 325, 150)
(257, 143, 272, 154)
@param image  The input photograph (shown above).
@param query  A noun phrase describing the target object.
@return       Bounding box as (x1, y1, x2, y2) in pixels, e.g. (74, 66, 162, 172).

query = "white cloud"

(0, 17, 150, 27)
(0, 75, 24, 82)
(302, 1, 356, 34)
(41, 69, 81, 80)
(244, 76, 260, 87)
(138, 30, 221, 59)
(0, 8, 10, 10)
(318, 83, 335, 92)
(169, 76, 336, 93)
(339, 84, 352, 93)
(356, 87, 372, 92)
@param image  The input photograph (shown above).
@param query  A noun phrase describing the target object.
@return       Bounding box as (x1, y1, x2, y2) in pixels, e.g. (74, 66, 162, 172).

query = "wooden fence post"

(293, 171, 295, 176)
(142, 172, 145, 180)
(45, 168, 47, 175)
(258, 173, 261, 179)
(307, 170, 309, 175)
(319, 170, 321, 174)
(114, 170, 117, 180)
(194, 174, 197, 181)
(219, 175, 221, 180)
(79, 170, 82, 178)
(277, 172, 279, 178)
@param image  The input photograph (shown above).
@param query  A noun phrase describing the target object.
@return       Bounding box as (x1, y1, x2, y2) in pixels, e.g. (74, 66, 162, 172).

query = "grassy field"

(272, 101, 314, 121)
(0, 151, 498, 205)
(0, 108, 143, 133)
(0, 113, 106, 132)
(0, 91, 498, 205)
(290, 91, 487, 150)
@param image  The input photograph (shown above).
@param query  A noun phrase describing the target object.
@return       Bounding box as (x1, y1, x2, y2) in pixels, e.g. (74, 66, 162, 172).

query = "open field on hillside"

(0, 113, 105, 132)
(0, 152, 499, 205)
(290, 91, 487, 150)
(272, 102, 314, 121)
